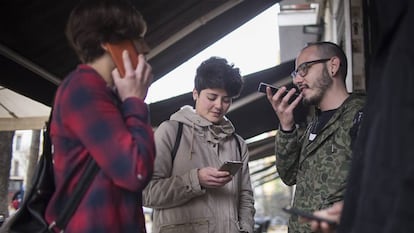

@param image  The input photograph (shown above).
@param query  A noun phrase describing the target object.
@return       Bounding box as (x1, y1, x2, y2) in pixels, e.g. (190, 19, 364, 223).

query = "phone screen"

(105, 40, 139, 77)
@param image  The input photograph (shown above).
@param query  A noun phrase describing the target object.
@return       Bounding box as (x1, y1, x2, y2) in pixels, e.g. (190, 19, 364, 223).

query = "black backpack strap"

(170, 121, 183, 162)
(233, 134, 242, 160)
(52, 157, 99, 230)
(46, 108, 100, 231)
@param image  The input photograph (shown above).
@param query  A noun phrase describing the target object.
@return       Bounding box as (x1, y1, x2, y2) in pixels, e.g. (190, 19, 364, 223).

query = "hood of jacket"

(170, 105, 236, 145)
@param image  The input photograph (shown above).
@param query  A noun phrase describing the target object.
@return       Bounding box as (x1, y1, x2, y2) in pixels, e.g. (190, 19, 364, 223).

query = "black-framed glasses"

(291, 58, 331, 79)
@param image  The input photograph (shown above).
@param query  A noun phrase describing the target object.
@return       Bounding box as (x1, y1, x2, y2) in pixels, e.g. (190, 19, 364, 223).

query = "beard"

(302, 66, 333, 106)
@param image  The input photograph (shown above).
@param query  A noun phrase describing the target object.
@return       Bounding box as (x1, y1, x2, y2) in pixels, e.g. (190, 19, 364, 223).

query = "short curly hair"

(194, 56, 244, 98)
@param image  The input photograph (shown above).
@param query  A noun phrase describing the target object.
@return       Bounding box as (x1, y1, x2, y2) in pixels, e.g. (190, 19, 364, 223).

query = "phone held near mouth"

(257, 82, 300, 105)
(218, 161, 243, 176)
(257, 82, 299, 96)
(105, 40, 139, 77)
(257, 82, 281, 95)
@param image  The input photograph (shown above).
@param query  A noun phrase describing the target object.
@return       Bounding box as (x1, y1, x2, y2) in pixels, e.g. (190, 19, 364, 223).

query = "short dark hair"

(306, 41, 348, 81)
(194, 57, 243, 98)
(65, 0, 147, 63)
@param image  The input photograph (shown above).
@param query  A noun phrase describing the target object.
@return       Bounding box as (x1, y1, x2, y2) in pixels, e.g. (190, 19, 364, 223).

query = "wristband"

(279, 125, 295, 133)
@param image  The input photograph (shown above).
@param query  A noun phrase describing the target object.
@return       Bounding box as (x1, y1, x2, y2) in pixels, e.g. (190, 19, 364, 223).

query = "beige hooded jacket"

(143, 106, 255, 233)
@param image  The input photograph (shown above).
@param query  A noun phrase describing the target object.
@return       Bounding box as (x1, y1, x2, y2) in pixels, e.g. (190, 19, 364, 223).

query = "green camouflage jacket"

(275, 94, 365, 233)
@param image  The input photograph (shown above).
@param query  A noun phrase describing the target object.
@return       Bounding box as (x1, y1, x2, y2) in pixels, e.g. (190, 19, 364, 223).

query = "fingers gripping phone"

(258, 82, 281, 95)
(282, 206, 337, 226)
(257, 82, 299, 96)
(105, 40, 139, 77)
(218, 161, 243, 176)
(258, 82, 300, 104)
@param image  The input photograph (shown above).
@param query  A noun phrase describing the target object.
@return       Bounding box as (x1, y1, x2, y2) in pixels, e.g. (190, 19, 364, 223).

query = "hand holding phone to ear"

(112, 49, 153, 101)
(105, 40, 153, 101)
(106, 40, 138, 77)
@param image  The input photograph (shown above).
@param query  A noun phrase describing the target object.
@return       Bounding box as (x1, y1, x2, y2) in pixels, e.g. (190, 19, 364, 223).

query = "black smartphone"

(282, 206, 337, 226)
(257, 82, 299, 96)
(218, 161, 243, 176)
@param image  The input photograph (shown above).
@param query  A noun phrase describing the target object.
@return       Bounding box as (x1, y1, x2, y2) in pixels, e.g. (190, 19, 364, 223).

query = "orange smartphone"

(105, 40, 139, 77)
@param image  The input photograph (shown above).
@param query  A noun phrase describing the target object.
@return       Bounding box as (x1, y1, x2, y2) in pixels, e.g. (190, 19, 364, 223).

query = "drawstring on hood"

(170, 105, 235, 160)
(190, 123, 195, 160)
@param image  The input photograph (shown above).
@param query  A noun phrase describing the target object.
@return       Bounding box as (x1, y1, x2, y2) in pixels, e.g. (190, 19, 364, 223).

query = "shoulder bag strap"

(233, 134, 242, 160)
(50, 157, 99, 231)
(170, 121, 183, 162)
(46, 111, 100, 231)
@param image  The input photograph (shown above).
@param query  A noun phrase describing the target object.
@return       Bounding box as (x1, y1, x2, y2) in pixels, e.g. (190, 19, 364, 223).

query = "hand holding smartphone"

(257, 82, 299, 96)
(218, 161, 243, 176)
(105, 40, 139, 77)
(282, 206, 337, 226)
(258, 82, 300, 105)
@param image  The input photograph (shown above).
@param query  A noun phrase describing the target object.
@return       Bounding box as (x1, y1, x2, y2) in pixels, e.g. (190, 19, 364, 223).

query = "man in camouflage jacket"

(264, 41, 365, 233)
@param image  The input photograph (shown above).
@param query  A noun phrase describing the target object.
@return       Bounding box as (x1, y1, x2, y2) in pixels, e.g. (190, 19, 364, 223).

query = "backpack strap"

(170, 121, 183, 162)
(233, 133, 242, 160)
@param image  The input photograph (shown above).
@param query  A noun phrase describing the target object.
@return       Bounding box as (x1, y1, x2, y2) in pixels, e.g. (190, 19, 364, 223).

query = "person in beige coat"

(143, 56, 255, 233)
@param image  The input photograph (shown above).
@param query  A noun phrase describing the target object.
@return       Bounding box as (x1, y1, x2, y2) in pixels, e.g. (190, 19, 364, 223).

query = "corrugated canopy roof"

(0, 0, 310, 161)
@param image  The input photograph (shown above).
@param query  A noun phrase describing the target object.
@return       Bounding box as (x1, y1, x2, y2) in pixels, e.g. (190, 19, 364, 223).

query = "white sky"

(145, 4, 280, 103)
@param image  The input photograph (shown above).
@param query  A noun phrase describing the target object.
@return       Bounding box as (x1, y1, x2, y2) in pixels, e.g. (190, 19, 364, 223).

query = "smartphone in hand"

(258, 82, 299, 103)
(258, 82, 281, 95)
(218, 161, 243, 176)
(258, 82, 300, 96)
(282, 206, 337, 226)
(105, 40, 139, 77)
